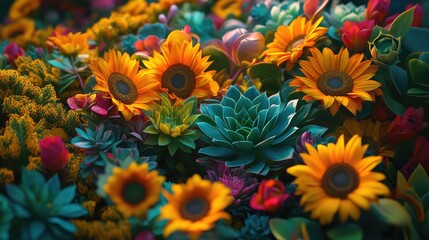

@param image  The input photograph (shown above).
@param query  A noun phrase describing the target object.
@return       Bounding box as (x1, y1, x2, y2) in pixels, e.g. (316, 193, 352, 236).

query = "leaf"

(55, 204, 88, 218)
(199, 146, 237, 157)
(371, 198, 412, 226)
(408, 59, 429, 87)
(29, 221, 46, 239)
(269, 217, 322, 240)
(403, 27, 429, 52)
(158, 134, 171, 146)
(53, 185, 77, 208)
(49, 217, 77, 233)
(327, 223, 363, 240)
(382, 88, 406, 115)
(389, 65, 408, 97)
(408, 165, 429, 197)
(389, 6, 416, 38)
(248, 62, 283, 92)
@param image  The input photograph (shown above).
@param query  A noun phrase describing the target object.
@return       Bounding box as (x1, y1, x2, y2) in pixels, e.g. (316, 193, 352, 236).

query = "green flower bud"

(369, 32, 401, 65)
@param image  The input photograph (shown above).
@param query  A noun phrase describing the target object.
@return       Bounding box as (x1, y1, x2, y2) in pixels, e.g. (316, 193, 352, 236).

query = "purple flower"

(206, 162, 258, 205)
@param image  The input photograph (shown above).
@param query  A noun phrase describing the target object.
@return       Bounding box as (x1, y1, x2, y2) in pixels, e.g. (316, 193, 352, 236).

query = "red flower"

(250, 179, 290, 213)
(4, 43, 25, 65)
(39, 136, 69, 172)
(366, 0, 391, 25)
(400, 136, 429, 177)
(134, 36, 163, 58)
(386, 107, 428, 145)
(341, 20, 375, 53)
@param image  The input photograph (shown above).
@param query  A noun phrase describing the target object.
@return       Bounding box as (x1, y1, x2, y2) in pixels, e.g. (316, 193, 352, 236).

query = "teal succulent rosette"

(197, 85, 326, 176)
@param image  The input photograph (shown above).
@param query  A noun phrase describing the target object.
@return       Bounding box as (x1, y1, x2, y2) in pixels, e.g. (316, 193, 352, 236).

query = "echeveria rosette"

(144, 94, 200, 156)
(239, 214, 271, 240)
(369, 32, 401, 65)
(71, 121, 122, 178)
(5, 169, 87, 240)
(0, 194, 13, 239)
(197, 85, 327, 176)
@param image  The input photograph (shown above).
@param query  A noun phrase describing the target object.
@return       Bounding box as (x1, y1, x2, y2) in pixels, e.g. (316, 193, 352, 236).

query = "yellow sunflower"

(290, 47, 381, 115)
(264, 16, 327, 71)
(212, 0, 243, 19)
(0, 18, 35, 47)
(287, 135, 390, 225)
(47, 32, 90, 56)
(89, 50, 161, 121)
(160, 174, 233, 239)
(336, 118, 394, 158)
(142, 31, 219, 100)
(103, 162, 165, 218)
(8, 0, 41, 21)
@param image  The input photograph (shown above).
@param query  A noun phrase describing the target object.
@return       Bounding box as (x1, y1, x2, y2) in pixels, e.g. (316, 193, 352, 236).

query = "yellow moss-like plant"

(71, 220, 131, 240)
(0, 168, 14, 185)
(15, 56, 60, 86)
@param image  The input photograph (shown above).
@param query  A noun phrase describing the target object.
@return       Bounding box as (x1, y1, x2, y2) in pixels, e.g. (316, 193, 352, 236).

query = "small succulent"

(4, 169, 87, 240)
(239, 214, 271, 240)
(253, 1, 302, 35)
(144, 94, 200, 156)
(329, 2, 366, 24)
(197, 85, 326, 176)
(71, 121, 122, 178)
(0, 194, 13, 239)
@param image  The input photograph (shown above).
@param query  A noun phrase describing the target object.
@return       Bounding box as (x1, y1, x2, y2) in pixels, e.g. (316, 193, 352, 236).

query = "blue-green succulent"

(197, 86, 326, 176)
(71, 121, 122, 178)
(0, 194, 13, 239)
(4, 169, 87, 240)
(239, 214, 271, 240)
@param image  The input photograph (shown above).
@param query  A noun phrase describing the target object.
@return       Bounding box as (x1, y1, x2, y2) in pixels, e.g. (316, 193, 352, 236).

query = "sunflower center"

(317, 71, 353, 96)
(180, 198, 210, 221)
(322, 163, 359, 199)
(162, 64, 196, 99)
(286, 35, 305, 51)
(108, 73, 138, 105)
(122, 181, 146, 205)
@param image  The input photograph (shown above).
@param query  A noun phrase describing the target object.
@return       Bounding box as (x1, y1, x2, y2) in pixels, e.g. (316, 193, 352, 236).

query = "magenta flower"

(401, 136, 429, 178)
(222, 28, 265, 65)
(206, 162, 258, 205)
(341, 20, 374, 53)
(366, 0, 390, 25)
(39, 136, 69, 172)
(4, 43, 25, 65)
(386, 107, 428, 145)
(67, 93, 95, 111)
(250, 179, 290, 213)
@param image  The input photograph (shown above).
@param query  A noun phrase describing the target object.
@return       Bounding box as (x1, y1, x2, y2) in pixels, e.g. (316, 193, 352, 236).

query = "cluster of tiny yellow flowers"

(0, 168, 15, 185)
(71, 220, 131, 240)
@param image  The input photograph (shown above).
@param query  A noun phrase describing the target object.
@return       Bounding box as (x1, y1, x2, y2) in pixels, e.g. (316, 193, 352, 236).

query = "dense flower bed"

(1, 0, 429, 239)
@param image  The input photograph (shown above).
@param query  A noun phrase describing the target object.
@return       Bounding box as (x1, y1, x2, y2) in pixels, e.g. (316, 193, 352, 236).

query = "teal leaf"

(226, 153, 256, 168)
(199, 146, 237, 157)
(389, 65, 408, 97)
(47, 174, 61, 195)
(53, 185, 77, 208)
(167, 143, 178, 156)
(232, 140, 254, 151)
(262, 145, 294, 161)
(55, 204, 88, 218)
(389, 6, 416, 38)
(327, 223, 363, 240)
(29, 221, 46, 240)
(403, 27, 429, 52)
(371, 198, 411, 227)
(5, 184, 26, 206)
(409, 59, 429, 87)
(408, 88, 429, 97)
(382, 89, 406, 115)
(158, 134, 171, 146)
(49, 217, 77, 233)
(408, 164, 429, 197)
(196, 122, 226, 141)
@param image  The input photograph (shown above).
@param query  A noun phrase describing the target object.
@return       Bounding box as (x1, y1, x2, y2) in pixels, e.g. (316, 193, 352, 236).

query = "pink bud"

(39, 136, 69, 172)
(341, 20, 375, 53)
(250, 179, 290, 213)
(366, 0, 391, 25)
(222, 28, 248, 56)
(304, 0, 320, 19)
(232, 32, 265, 65)
(4, 43, 25, 65)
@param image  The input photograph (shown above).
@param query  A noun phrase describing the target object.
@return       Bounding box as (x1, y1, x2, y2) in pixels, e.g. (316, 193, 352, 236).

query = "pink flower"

(304, 0, 319, 19)
(341, 20, 375, 53)
(90, 93, 116, 116)
(386, 107, 428, 145)
(134, 231, 155, 240)
(4, 43, 25, 65)
(366, 0, 391, 25)
(91, 0, 115, 10)
(222, 28, 265, 65)
(400, 136, 429, 178)
(39, 136, 69, 172)
(134, 36, 163, 58)
(250, 179, 290, 213)
(67, 94, 95, 111)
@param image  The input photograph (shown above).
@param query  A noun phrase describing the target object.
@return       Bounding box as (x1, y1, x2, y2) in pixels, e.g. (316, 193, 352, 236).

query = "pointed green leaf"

(371, 198, 411, 226)
(408, 164, 429, 197)
(389, 6, 416, 38)
(327, 223, 363, 240)
(158, 134, 171, 146)
(409, 59, 429, 87)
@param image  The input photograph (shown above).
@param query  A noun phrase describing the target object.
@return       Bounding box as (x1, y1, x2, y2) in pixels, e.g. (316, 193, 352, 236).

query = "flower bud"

(366, 0, 391, 25)
(341, 20, 374, 53)
(39, 136, 69, 172)
(4, 43, 25, 65)
(369, 32, 401, 65)
(250, 179, 290, 213)
(386, 107, 428, 145)
(232, 32, 265, 65)
(400, 136, 429, 178)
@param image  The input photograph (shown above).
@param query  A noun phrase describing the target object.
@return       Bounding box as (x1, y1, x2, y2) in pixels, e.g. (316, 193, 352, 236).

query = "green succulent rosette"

(408, 52, 429, 107)
(197, 86, 326, 176)
(369, 32, 401, 65)
(0, 194, 13, 240)
(144, 94, 200, 156)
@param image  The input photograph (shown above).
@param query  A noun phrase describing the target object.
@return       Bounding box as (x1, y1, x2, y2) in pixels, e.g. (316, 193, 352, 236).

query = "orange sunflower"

(287, 135, 390, 225)
(290, 47, 381, 115)
(142, 31, 219, 100)
(0, 18, 35, 47)
(89, 50, 161, 121)
(264, 16, 327, 71)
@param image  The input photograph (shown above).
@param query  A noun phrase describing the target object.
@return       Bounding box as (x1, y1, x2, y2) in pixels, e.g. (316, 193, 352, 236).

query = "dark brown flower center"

(317, 70, 353, 96)
(108, 73, 138, 104)
(162, 64, 196, 99)
(122, 181, 146, 205)
(180, 197, 210, 221)
(322, 163, 359, 199)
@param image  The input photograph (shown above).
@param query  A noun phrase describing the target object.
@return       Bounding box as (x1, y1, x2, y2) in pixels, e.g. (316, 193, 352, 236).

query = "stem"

(71, 56, 85, 90)
(230, 66, 244, 85)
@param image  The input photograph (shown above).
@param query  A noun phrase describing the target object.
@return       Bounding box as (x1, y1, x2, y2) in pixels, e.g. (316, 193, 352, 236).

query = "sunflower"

(287, 135, 390, 225)
(290, 47, 381, 115)
(160, 174, 233, 238)
(0, 18, 35, 47)
(264, 16, 327, 71)
(212, 0, 243, 19)
(142, 31, 219, 100)
(8, 0, 41, 21)
(89, 50, 161, 121)
(103, 162, 165, 218)
(336, 118, 394, 158)
(47, 32, 90, 56)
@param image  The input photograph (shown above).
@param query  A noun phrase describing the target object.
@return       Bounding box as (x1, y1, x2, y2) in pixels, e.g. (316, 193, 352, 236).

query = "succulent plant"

(239, 214, 271, 240)
(4, 169, 87, 240)
(197, 86, 326, 176)
(0, 194, 13, 239)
